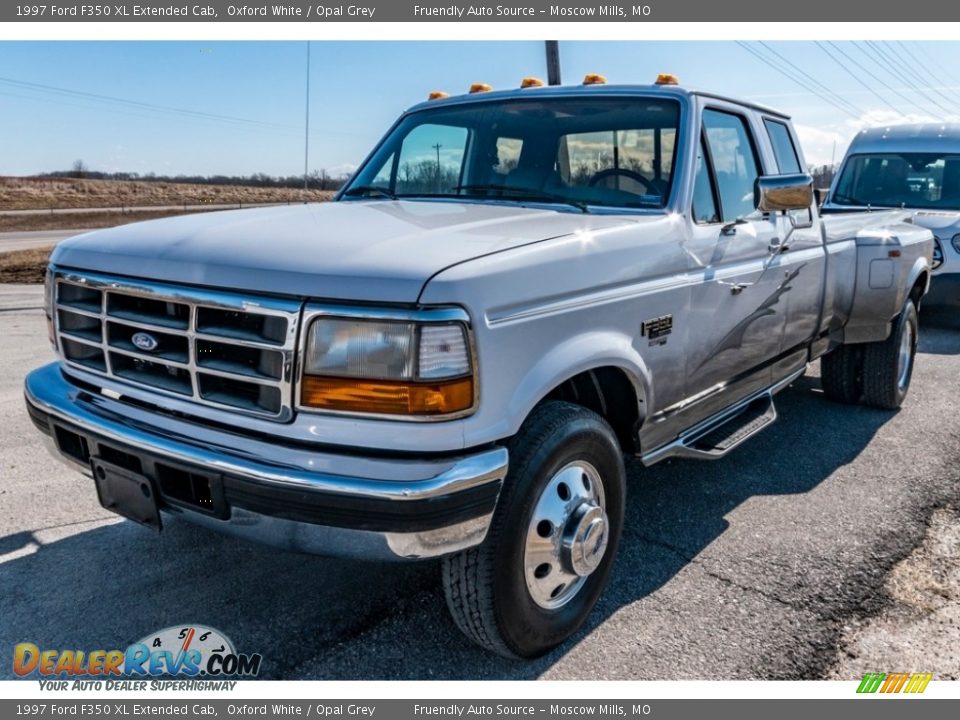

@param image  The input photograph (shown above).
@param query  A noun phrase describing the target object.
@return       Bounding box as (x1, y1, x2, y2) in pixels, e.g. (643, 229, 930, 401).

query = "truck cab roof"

(405, 82, 791, 120)
(846, 123, 960, 155)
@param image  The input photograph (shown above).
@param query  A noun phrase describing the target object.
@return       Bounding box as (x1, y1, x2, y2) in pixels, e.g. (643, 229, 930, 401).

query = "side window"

(764, 119, 802, 174)
(395, 124, 469, 195)
(702, 109, 761, 222)
(692, 136, 720, 224)
(370, 153, 394, 187)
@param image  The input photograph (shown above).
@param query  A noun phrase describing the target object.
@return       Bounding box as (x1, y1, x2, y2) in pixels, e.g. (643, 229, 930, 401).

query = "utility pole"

(432, 143, 442, 193)
(304, 40, 311, 194)
(545, 41, 561, 86)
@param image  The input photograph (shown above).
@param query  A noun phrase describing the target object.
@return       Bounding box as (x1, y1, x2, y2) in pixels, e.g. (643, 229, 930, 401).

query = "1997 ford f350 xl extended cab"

(25, 75, 933, 659)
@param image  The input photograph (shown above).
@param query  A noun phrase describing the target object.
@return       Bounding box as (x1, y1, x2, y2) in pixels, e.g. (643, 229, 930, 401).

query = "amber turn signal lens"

(301, 376, 474, 416)
(582, 73, 607, 85)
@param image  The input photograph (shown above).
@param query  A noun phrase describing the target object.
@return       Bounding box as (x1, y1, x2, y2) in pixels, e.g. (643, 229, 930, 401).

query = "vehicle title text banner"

(2, 700, 959, 720)
(4, 0, 958, 22)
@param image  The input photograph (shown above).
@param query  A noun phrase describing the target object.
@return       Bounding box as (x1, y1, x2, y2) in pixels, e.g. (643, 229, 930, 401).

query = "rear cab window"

(764, 118, 802, 174)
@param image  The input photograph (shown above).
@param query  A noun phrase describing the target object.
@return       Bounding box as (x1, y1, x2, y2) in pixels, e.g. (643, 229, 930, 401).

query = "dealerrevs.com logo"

(14, 625, 262, 688)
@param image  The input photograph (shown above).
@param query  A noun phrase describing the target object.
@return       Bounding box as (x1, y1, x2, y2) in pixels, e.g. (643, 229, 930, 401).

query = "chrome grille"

(54, 271, 301, 421)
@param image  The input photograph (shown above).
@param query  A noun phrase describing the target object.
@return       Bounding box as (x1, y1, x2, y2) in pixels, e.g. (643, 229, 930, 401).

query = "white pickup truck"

(823, 122, 960, 306)
(25, 76, 933, 659)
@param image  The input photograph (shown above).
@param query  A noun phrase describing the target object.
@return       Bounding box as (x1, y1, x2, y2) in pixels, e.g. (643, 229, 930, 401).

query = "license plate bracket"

(91, 457, 162, 531)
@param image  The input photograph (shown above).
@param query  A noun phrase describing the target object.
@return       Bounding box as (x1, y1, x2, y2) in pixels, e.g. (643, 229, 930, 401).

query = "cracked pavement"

(2, 285, 958, 680)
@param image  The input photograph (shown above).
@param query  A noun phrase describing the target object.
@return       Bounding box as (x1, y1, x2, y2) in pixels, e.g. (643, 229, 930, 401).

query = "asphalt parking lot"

(2, 283, 958, 680)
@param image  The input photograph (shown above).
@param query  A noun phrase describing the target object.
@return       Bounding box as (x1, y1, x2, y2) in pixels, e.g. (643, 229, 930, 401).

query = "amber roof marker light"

(469, 83, 493, 93)
(655, 73, 680, 85)
(428, 91, 449, 100)
(582, 73, 607, 86)
(520, 77, 545, 88)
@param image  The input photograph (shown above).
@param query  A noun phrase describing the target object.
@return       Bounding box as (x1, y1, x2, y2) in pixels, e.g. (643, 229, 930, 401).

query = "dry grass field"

(0, 247, 49, 283)
(0, 209, 225, 233)
(0, 176, 335, 210)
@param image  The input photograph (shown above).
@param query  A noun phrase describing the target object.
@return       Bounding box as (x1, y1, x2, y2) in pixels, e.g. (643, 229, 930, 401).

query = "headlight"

(300, 317, 474, 417)
(932, 237, 944, 270)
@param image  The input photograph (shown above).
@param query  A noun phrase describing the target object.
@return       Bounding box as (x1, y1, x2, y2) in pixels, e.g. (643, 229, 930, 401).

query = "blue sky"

(2, 40, 959, 177)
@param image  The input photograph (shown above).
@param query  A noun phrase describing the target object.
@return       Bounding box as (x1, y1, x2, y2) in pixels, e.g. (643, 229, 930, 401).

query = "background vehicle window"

(394, 124, 468, 194)
(702, 109, 761, 222)
(833, 153, 960, 209)
(764, 119, 802, 174)
(692, 136, 720, 224)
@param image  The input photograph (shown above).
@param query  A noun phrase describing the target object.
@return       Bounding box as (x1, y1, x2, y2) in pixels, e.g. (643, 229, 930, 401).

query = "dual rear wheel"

(821, 297, 919, 410)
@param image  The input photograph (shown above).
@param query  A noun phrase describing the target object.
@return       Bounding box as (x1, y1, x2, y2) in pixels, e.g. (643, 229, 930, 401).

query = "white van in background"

(823, 123, 960, 306)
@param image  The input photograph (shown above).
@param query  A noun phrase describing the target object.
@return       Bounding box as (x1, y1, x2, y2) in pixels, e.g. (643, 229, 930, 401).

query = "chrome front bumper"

(24, 363, 508, 560)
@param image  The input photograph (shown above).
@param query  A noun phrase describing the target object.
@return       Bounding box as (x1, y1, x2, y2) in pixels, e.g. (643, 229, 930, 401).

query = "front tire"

(442, 401, 626, 658)
(861, 298, 919, 409)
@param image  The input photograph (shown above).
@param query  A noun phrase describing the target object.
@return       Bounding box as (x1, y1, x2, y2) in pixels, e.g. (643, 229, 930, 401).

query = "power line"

(735, 42, 861, 120)
(825, 42, 920, 114)
(909, 42, 960, 88)
(884, 41, 960, 114)
(896, 42, 953, 92)
(757, 41, 865, 117)
(0, 75, 296, 131)
(857, 41, 956, 117)
(869, 41, 958, 114)
(814, 41, 901, 114)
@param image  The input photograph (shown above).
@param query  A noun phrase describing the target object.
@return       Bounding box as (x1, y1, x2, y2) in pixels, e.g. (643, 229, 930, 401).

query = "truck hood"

(51, 200, 648, 303)
(906, 209, 960, 236)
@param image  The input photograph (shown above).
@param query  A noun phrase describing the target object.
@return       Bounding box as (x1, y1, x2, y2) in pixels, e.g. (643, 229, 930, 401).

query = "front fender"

(505, 330, 651, 437)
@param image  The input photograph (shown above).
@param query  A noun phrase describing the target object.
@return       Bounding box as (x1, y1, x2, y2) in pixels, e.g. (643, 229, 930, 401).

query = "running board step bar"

(642, 393, 778, 465)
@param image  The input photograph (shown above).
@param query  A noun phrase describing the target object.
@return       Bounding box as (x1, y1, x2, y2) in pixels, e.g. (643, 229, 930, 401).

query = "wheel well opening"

(909, 272, 928, 307)
(543, 367, 641, 453)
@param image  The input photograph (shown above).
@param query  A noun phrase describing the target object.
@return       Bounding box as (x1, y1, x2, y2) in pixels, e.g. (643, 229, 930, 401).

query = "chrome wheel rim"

(523, 461, 608, 610)
(897, 320, 914, 391)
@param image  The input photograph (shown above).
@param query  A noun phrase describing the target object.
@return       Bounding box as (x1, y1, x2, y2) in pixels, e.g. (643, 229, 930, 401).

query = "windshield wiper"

(830, 192, 866, 206)
(343, 185, 398, 200)
(452, 183, 589, 213)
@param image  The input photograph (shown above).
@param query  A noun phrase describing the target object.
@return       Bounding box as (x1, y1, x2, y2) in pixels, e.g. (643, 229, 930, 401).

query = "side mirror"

(754, 173, 814, 212)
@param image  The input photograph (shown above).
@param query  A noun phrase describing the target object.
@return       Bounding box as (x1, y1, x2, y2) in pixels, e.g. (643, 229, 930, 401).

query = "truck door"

(761, 117, 827, 378)
(681, 107, 787, 423)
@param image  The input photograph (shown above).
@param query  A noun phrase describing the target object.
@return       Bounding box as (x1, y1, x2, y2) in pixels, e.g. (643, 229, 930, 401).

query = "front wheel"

(861, 298, 919, 409)
(442, 401, 626, 658)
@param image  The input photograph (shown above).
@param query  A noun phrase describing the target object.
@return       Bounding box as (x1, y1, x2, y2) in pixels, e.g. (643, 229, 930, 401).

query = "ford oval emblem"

(131, 332, 159, 352)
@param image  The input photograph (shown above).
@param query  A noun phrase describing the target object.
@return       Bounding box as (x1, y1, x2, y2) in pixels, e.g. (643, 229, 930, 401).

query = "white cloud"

(797, 110, 960, 167)
(326, 162, 358, 177)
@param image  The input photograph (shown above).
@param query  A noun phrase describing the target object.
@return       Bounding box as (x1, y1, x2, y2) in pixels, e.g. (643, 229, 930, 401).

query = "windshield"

(342, 96, 681, 211)
(832, 152, 960, 210)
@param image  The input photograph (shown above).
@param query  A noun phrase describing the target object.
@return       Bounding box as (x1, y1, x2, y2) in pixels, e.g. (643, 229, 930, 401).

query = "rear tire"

(861, 298, 919, 410)
(442, 401, 626, 659)
(820, 344, 863, 404)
